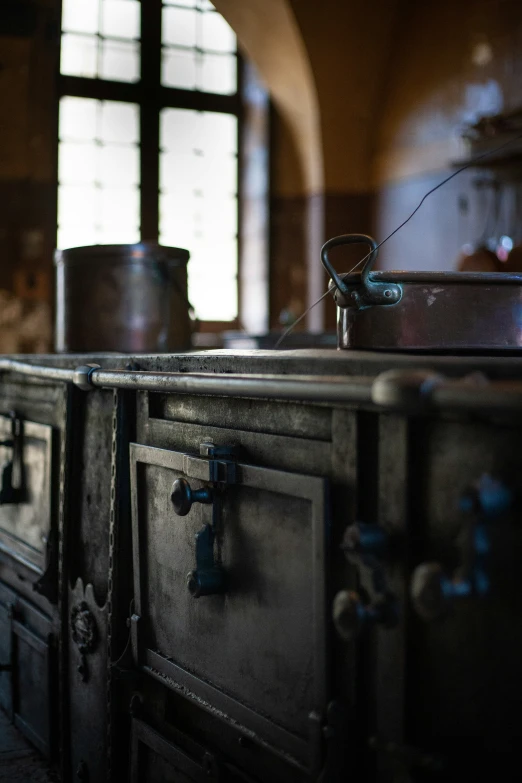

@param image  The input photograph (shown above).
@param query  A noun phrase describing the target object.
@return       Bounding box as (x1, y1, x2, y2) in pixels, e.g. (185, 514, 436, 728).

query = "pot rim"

(335, 270, 522, 286)
(54, 242, 190, 266)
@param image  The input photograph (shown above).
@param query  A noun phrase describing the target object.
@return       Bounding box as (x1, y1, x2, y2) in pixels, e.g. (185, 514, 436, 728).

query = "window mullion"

(140, 0, 162, 241)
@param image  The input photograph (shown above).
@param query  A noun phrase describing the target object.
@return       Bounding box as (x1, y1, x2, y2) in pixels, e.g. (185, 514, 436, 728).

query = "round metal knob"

(342, 522, 389, 559)
(186, 567, 226, 598)
(411, 563, 446, 621)
(411, 562, 472, 621)
(332, 590, 366, 640)
(171, 478, 213, 516)
(333, 589, 398, 640)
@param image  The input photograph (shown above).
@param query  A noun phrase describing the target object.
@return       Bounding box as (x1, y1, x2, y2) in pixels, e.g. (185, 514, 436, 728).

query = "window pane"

(61, 2, 142, 79)
(199, 53, 236, 95)
(98, 145, 139, 186)
(200, 112, 237, 156)
(160, 152, 204, 192)
(189, 238, 237, 276)
(58, 185, 98, 228)
(100, 187, 140, 224)
(58, 98, 141, 251)
(97, 223, 140, 245)
(57, 224, 98, 250)
(99, 102, 139, 144)
(202, 157, 237, 196)
(59, 97, 98, 141)
(62, 0, 99, 35)
(161, 49, 197, 90)
(58, 141, 97, 185)
(160, 108, 238, 320)
(159, 194, 196, 247)
(162, 7, 197, 47)
(100, 39, 140, 82)
(61, 33, 98, 78)
(160, 109, 199, 153)
(101, 0, 141, 40)
(198, 197, 237, 236)
(201, 11, 236, 53)
(188, 273, 237, 320)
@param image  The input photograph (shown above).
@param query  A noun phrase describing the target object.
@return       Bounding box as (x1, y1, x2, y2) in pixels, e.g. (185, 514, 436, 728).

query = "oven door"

(0, 414, 54, 575)
(130, 443, 329, 773)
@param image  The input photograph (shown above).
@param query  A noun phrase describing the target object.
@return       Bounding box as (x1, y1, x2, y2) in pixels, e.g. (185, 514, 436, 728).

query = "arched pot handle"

(321, 233, 401, 307)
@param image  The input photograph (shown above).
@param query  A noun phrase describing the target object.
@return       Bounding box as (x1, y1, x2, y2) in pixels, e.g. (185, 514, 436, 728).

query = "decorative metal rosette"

(71, 601, 98, 654)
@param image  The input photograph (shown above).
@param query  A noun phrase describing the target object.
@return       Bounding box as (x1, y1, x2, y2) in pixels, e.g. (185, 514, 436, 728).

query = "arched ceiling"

(214, 0, 402, 195)
(214, 0, 323, 195)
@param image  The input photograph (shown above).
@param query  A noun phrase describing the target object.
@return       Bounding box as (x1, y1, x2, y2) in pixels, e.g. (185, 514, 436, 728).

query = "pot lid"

(54, 242, 190, 266)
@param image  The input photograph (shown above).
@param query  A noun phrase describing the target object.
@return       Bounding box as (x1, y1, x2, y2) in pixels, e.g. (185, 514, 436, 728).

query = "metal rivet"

(384, 289, 393, 298)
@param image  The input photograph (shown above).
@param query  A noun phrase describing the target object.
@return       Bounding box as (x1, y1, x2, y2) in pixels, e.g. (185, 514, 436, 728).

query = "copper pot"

(322, 233, 522, 352)
(55, 243, 192, 353)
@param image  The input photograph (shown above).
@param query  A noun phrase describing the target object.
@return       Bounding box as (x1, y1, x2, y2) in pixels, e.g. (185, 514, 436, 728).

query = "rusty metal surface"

(67, 579, 108, 783)
(1, 351, 522, 782)
(335, 279, 522, 351)
(322, 231, 522, 352)
(0, 707, 58, 782)
(8, 355, 522, 416)
(55, 244, 192, 354)
(0, 416, 53, 573)
(130, 442, 328, 769)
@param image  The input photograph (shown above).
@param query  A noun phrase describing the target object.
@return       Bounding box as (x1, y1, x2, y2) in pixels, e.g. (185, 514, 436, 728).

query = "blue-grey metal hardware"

(187, 522, 226, 598)
(170, 478, 213, 517)
(333, 589, 398, 641)
(321, 233, 402, 308)
(334, 521, 399, 639)
(172, 443, 239, 598)
(411, 474, 511, 621)
(0, 412, 26, 505)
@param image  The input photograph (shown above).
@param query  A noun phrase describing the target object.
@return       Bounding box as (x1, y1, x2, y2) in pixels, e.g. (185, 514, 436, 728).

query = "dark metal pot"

(322, 233, 522, 352)
(55, 243, 192, 353)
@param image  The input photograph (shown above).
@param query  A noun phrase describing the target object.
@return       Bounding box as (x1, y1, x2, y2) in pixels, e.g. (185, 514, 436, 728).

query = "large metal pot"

(55, 243, 192, 353)
(322, 233, 522, 352)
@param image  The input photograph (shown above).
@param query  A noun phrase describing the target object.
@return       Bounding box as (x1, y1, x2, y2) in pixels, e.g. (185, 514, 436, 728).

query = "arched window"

(58, 0, 267, 327)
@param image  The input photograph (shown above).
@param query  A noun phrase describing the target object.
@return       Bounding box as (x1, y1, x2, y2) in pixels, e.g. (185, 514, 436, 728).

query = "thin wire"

(274, 289, 332, 348)
(111, 598, 134, 667)
(275, 129, 522, 349)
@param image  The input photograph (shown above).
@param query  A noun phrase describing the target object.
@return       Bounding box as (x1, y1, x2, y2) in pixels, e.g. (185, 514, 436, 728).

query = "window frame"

(57, 0, 244, 329)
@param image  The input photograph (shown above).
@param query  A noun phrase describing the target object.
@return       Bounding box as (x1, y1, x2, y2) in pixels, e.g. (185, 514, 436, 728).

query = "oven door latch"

(170, 442, 241, 598)
(0, 412, 27, 505)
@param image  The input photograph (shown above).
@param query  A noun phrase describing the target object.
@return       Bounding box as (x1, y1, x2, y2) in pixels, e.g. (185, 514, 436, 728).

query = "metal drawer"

(0, 413, 54, 574)
(130, 442, 329, 770)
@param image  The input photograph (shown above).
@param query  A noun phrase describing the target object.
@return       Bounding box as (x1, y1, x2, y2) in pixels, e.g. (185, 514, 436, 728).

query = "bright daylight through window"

(58, 0, 239, 321)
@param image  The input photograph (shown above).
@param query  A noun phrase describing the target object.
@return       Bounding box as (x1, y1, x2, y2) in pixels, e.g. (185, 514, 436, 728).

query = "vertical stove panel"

(400, 417, 522, 780)
(0, 593, 13, 715)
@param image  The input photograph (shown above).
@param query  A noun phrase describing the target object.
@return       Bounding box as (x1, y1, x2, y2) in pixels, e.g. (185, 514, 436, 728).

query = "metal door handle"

(333, 521, 399, 639)
(333, 590, 397, 641)
(170, 478, 213, 516)
(411, 474, 511, 621)
(0, 412, 26, 505)
(170, 442, 240, 598)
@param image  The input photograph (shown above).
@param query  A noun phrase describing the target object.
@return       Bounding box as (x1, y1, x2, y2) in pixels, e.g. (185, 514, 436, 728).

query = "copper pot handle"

(321, 233, 401, 307)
